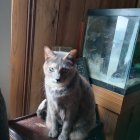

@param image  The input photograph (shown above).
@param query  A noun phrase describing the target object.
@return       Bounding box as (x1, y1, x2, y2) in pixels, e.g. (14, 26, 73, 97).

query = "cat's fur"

(37, 47, 96, 140)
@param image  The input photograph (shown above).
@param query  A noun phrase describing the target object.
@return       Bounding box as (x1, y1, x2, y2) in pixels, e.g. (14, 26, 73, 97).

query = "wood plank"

(10, 0, 29, 118)
(56, 0, 85, 48)
(121, 0, 137, 8)
(21, 0, 37, 115)
(93, 85, 124, 114)
(98, 0, 137, 8)
(97, 105, 118, 140)
(84, 0, 137, 18)
(84, 0, 101, 18)
(29, 0, 60, 113)
(137, 0, 140, 7)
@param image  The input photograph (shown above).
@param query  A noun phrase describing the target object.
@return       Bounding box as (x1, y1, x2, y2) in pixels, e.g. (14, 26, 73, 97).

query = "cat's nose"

(56, 78, 61, 82)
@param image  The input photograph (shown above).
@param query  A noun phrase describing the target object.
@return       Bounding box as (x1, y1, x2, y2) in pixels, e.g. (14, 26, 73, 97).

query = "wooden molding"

(22, 0, 36, 115)
(10, 0, 36, 118)
(10, 0, 29, 118)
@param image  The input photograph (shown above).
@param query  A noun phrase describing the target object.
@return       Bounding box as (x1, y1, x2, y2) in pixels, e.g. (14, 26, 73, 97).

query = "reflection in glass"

(83, 16, 140, 90)
(126, 33, 140, 88)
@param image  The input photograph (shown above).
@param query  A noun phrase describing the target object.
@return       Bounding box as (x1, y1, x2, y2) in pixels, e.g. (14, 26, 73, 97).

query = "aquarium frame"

(83, 8, 140, 95)
(87, 8, 140, 17)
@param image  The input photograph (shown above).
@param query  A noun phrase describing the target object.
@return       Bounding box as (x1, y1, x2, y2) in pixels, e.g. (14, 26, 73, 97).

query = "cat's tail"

(36, 99, 47, 120)
(70, 114, 96, 140)
(70, 125, 96, 140)
(36, 99, 52, 129)
(70, 129, 87, 140)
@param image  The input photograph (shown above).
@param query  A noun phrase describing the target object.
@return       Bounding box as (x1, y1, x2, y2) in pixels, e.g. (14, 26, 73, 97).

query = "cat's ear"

(63, 49, 77, 65)
(44, 46, 55, 60)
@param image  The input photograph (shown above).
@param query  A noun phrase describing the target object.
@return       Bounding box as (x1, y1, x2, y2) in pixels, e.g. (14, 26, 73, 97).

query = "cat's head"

(43, 46, 77, 86)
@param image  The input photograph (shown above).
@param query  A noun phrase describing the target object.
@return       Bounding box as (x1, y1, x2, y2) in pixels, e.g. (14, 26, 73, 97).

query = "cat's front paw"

(58, 134, 68, 140)
(48, 129, 58, 138)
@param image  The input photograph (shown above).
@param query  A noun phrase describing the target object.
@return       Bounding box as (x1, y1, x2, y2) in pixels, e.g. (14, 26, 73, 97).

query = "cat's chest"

(57, 106, 65, 122)
(46, 86, 78, 120)
(50, 98, 67, 122)
(46, 85, 70, 96)
(51, 96, 68, 111)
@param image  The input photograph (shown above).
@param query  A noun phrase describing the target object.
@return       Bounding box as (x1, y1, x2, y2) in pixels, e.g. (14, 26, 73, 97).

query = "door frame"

(10, 0, 36, 118)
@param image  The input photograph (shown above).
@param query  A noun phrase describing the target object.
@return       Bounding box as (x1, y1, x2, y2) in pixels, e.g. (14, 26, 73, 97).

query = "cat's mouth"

(54, 78, 64, 83)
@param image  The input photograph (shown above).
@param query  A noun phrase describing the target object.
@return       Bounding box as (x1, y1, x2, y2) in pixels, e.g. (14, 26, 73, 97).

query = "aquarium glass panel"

(126, 32, 140, 89)
(83, 16, 140, 90)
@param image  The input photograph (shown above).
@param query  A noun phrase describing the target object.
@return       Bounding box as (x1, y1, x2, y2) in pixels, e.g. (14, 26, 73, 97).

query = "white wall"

(0, 0, 11, 116)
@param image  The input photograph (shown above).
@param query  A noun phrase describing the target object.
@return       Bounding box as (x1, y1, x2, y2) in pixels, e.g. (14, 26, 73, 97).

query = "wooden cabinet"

(93, 85, 140, 140)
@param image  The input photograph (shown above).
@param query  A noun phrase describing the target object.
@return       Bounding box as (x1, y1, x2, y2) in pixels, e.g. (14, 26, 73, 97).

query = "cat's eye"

(49, 67, 54, 72)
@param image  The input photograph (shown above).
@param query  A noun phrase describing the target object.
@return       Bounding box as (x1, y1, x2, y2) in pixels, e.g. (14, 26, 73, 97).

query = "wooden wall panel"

(84, 0, 137, 18)
(99, 0, 137, 8)
(121, 0, 137, 8)
(29, 0, 60, 113)
(137, 0, 140, 7)
(10, 0, 29, 118)
(56, 0, 85, 48)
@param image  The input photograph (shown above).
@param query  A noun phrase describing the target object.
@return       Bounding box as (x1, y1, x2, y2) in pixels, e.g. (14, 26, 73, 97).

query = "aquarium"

(83, 9, 140, 94)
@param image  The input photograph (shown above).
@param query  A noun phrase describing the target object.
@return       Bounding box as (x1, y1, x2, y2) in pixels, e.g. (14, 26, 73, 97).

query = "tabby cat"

(37, 47, 96, 140)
